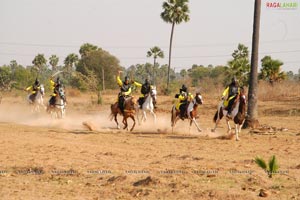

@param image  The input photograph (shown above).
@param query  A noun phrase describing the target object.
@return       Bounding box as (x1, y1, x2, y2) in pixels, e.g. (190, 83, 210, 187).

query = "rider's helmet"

(34, 78, 40, 86)
(56, 77, 61, 85)
(231, 76, 238, 85)
(145, 78, 149, 84)
(124, 76, 129, 84)
(181, 84, 188, 92)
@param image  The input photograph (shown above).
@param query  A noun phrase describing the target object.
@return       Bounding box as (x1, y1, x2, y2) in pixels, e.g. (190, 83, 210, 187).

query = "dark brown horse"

(212, 87, 247, 141)
(110, 96, 137, 131)
(171, 93, 203, 132)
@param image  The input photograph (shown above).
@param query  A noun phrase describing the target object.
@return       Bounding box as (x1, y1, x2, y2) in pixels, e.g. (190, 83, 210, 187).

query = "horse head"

(40, 84, 45, 96)
(194, 92, 203, 105)
(150, 86, 157, 100)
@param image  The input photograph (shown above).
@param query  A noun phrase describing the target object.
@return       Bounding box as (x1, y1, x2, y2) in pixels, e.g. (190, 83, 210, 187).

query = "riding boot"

(118, 96, 125, 114)
(179, 105, 185, 120)
(49, 96, 55, 107)
(138, 97, 143, 109)
(226, 99, 234, 118)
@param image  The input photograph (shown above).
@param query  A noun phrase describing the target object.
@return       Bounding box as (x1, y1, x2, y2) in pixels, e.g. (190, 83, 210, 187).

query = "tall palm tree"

(161, 0, 190, 92)
(147, 46, 164, 85)
(64, 53, 79, 78)
(49, 55, 59, 72)
(245, 0, 261, 128)
(32, 54, 47, 73)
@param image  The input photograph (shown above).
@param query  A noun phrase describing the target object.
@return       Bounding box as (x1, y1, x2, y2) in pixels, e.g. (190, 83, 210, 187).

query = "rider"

(222, 76, 240, 118)
(138, 78, 156, 108)
(49, 76, 66, 107)
(175, 84, 193, 120)
(25, 78, 40, 103)
(116, 71, 141, 113)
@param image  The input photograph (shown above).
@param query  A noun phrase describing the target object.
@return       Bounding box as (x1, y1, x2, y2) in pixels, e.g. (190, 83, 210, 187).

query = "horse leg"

(235, 124, 240, 141)
(122, 116, 128, 130)
(171, 106, 177, 127)
(226, 119, 232, 134)
(142, 110, 147, 122)
(150, 109, 156, 124)
(136, 107, 141, 125)
(129, 114, 136, 132)
(212, 108, 223, 132)
(114, 114, 120, 129)
(192, 117, 202, 132)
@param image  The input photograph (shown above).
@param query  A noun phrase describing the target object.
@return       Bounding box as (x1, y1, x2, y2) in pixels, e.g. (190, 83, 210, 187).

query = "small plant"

(255, 155, 279, 178)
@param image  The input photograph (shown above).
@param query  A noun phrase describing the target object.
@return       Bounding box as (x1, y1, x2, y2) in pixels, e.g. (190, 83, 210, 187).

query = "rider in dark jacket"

(138, 78, 151, 108)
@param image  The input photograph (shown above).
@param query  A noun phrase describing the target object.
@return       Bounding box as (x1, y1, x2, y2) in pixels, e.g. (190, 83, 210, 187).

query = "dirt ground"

(0, 93, 299, 200)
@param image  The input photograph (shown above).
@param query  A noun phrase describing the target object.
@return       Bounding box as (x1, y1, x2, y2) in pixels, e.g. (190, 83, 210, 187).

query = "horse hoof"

(236, 138, 240, 141)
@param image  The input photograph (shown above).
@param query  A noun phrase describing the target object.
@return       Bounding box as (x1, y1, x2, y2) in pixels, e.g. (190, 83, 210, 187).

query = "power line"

(1, 49, 300, 60)
(1, 38, 300, 49)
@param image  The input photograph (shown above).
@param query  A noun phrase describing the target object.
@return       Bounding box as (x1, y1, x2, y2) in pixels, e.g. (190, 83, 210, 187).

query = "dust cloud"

(0, 98, 224, 138)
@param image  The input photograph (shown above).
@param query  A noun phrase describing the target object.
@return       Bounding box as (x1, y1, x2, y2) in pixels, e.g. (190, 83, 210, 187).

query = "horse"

(212, 88, 247, 141)
(171, 92, 203, 133)
(27, 84, 46, 112)
(110, 96, 137, 131)
(136, 86, 157, 124)
(47, 88, 66, 119)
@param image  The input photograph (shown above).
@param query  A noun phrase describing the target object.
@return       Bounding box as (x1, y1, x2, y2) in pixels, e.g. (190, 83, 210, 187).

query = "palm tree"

(161, 0, 190, 92)
(32, 54, 47, 73)
(147, 46, 164, 85)
(245, 0, 261, 128)
(49, 55, 59, 72)
(259, 56, 285, 84)
(64, 53, 79, 78)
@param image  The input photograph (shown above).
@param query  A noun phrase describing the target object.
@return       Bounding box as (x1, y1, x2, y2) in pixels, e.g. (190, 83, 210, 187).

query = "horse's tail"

(213, 110, 218, 123)
(109, 104, 114, 121)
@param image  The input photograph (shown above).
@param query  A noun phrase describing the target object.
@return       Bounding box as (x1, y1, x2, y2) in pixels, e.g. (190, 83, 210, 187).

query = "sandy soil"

(0, 94, 299, 200)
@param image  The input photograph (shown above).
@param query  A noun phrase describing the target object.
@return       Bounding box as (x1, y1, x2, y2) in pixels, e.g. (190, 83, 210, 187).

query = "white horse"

(27, 84, 46, 112)
(47, 88, 66, 119)
(137, 86, 157, 124)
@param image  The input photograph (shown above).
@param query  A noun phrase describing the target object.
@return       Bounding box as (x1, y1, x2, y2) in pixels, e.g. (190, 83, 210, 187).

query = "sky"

(1, 0, 300, 73)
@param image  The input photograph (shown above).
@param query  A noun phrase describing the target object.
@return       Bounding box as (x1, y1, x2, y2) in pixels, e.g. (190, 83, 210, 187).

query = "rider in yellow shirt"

(25, 78, 40, 103)
(49, 76, 66, 106)
(222, 76, 240, 118)
(175, 84, 193, 119)
(116, 71, 141, 113)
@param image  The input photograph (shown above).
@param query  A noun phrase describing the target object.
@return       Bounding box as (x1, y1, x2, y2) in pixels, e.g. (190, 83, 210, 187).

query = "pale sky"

(1, 0, 300, 73)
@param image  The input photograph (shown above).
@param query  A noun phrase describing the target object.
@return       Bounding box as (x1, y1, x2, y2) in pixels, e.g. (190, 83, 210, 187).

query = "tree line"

(0, 42, 299, 99)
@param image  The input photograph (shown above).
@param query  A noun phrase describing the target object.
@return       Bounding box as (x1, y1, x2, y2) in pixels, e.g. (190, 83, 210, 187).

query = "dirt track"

(0, 95, 300, 200)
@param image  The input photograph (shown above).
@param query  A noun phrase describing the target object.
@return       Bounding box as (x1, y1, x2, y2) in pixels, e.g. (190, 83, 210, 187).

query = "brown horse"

(110, 96, 137, 131)
(171, 92, 203, 132)
(212, 87, 247, 141)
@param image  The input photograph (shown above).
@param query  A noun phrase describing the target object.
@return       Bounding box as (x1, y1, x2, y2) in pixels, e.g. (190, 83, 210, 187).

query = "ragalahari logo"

(266, 1, 298, 9)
